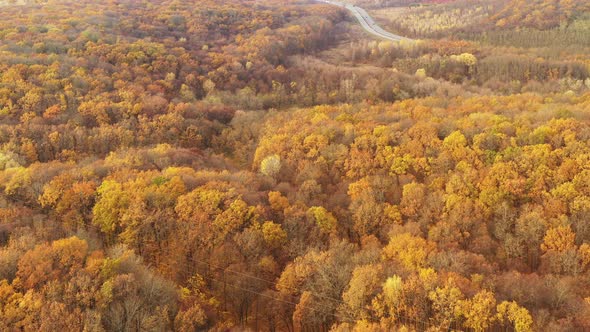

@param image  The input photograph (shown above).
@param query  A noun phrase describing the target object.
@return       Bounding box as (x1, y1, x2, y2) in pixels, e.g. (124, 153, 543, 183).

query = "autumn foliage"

(0, 0, 589, 331)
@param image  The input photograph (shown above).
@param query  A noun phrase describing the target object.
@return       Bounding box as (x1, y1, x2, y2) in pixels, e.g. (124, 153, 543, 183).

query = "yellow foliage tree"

(456, 290, 497, 332)
(541, 225, 576, 253)
(262, 221, 287, 249)
(496, 301, 533, 332)
(428, 280, 464, 329)
(382, 233, 435, 270)
(307, 206, 337, 235)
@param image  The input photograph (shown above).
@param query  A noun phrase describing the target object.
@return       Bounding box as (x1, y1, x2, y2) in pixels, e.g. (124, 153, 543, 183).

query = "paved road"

(314, 0, 412, 42)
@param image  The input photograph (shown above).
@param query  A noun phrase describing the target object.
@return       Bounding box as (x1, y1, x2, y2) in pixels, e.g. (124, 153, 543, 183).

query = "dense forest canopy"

(0, 0, 589, 331)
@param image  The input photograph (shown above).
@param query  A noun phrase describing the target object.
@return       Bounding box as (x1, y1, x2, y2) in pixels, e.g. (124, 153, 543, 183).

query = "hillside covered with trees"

(0, 0, 589, 331)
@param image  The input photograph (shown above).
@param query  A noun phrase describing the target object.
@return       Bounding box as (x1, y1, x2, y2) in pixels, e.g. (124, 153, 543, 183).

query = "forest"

(0, 0, 589, 331)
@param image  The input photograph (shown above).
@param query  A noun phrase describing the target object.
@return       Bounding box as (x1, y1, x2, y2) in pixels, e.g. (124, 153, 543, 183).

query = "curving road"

(314, 0, 413, 42)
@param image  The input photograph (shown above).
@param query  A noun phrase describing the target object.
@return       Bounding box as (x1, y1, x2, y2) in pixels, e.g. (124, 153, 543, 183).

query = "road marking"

(313, 0, 413, 42)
